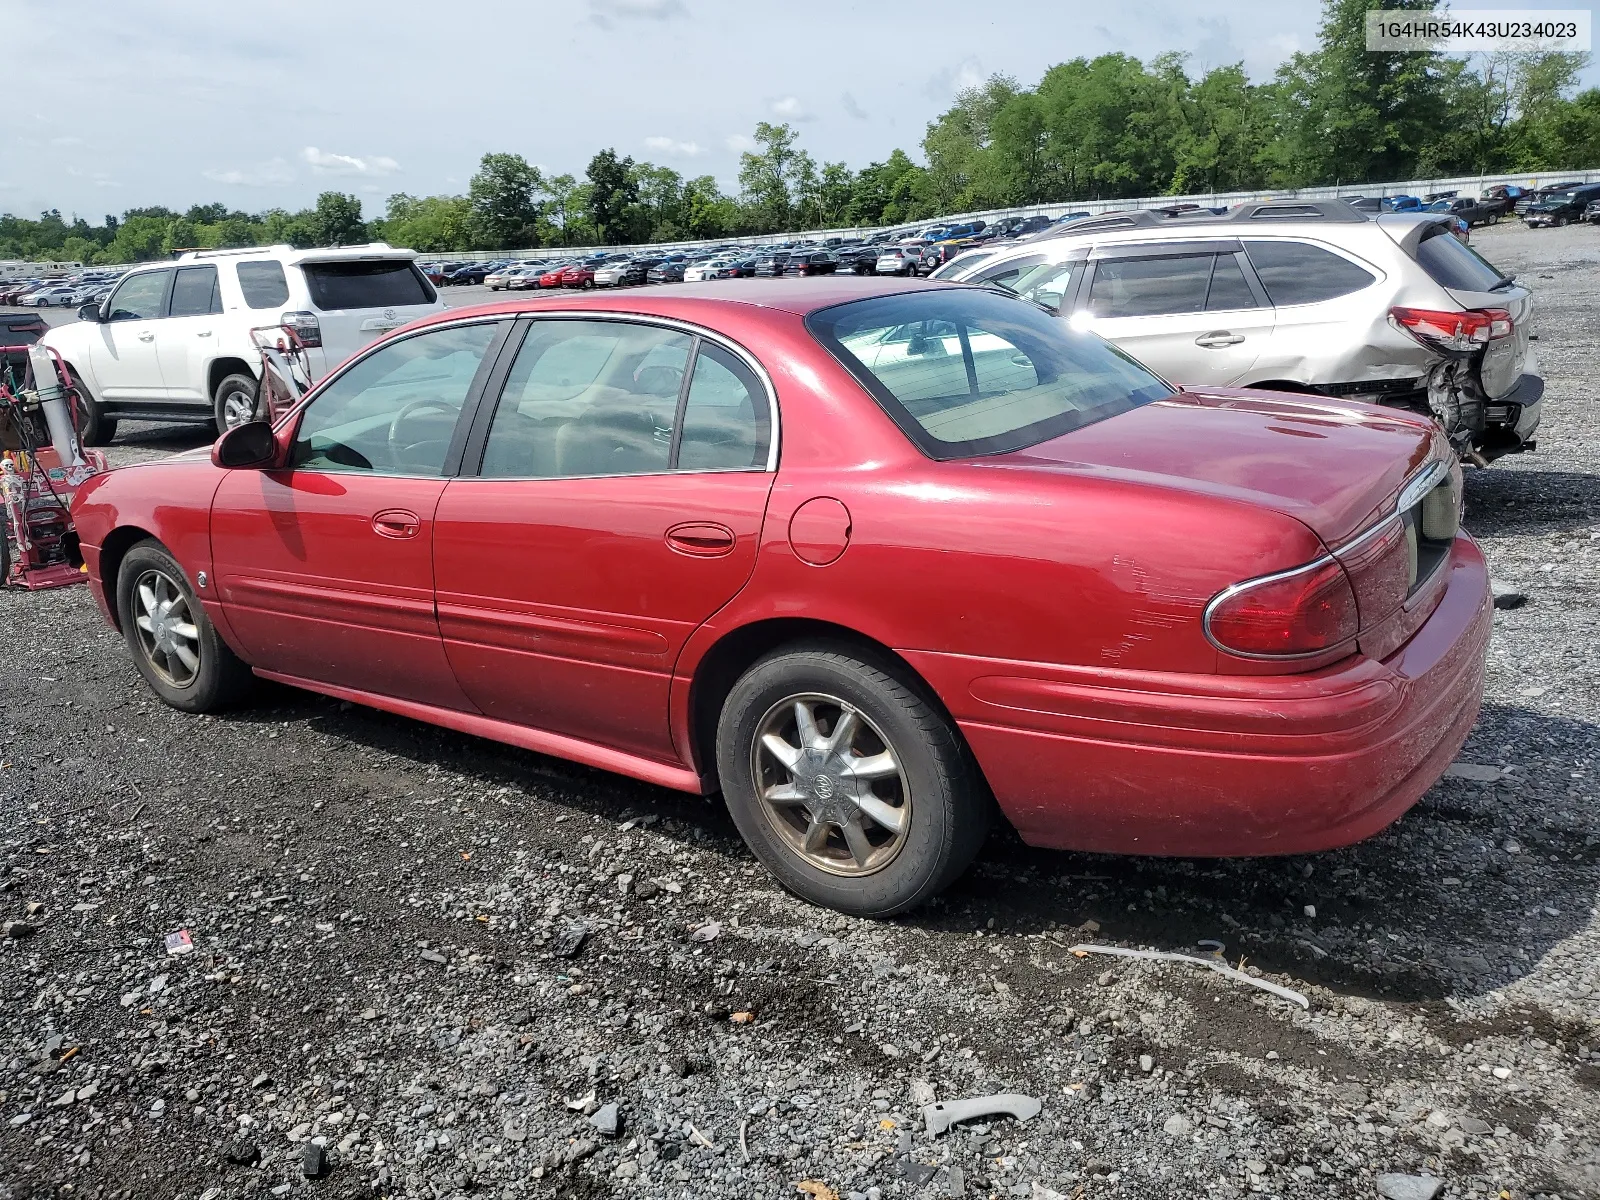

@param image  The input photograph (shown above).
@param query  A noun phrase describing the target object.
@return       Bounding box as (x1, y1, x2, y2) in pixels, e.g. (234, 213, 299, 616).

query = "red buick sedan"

(70, 278, 1491, 916)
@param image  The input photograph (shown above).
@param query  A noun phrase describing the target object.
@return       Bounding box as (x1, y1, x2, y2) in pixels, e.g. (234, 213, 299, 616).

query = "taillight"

(1390, 306, 1512, 353)
(281, 311, 322, 348)
(1204, 559, 1359, 659)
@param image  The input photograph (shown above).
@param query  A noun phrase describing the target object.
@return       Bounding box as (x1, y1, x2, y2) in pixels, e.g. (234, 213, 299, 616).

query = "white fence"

(438, 166, 1600, 263)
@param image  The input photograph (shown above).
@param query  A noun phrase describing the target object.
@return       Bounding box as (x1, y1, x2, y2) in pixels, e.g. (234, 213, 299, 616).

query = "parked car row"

(0, 269, 125, 307)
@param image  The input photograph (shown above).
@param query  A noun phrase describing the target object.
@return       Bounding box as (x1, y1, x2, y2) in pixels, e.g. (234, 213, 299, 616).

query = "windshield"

(807, 286, 1173, 459)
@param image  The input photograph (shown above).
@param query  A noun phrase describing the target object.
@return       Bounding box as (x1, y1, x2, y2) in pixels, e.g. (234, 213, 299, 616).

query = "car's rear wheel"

(213, 372, 260, 434)
(716, 644, 989, 916)
(66, 369, 117, 446)
(116, 540, 253, 713)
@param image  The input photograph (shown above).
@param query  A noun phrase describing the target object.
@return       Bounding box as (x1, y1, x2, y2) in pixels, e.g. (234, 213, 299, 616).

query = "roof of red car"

(425, 275, 954, 327)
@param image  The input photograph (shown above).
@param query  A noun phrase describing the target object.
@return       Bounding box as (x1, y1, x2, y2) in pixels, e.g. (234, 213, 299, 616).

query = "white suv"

(44, 243, 446, 444)
(947, 200, 1542, 461)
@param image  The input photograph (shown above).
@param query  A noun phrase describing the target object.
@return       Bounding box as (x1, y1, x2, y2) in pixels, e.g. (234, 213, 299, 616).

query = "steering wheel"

(387, 398, 457, 468)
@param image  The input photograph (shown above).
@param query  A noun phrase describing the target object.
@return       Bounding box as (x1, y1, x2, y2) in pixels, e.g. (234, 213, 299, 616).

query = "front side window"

(809, 286, 1173, 459)
(1243, 240, 1377, 306)
(289, 321, 499, 475)
(169, 266, 222, 317)
(1087, 254, 1212, 317)
(236, 260, 290, 309)
(106, 270, 171, 321)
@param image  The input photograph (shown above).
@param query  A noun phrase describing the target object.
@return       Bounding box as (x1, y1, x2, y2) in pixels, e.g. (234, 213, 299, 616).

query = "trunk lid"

(999, 389, 1439, 545)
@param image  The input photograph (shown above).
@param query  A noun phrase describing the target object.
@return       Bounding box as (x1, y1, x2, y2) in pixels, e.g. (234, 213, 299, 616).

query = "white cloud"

(302, 146, 400, 177)
(768, 95, 813, 121)
(841, 92, 869, 121)
(644, 136, 706, 157)
(51, 135, 86, 148)
(588, 0, 687, 27)
(924, 56, 986, 100)
(724, 134, 758, 153)
(203, 158, 295, 187)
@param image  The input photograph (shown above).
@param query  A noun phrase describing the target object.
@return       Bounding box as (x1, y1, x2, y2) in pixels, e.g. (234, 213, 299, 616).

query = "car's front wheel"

(116, 540, 253, 713)
(716, 644, 989, 916)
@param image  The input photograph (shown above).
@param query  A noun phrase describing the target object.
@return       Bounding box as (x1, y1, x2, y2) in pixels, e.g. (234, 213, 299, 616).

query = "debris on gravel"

(2, 221, 1599, 1198)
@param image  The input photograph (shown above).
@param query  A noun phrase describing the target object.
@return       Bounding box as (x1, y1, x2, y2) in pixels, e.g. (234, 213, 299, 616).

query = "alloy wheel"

(221, 385, 257, 428)
(132, 569, 201, 688)
(750, 692, 911, 877)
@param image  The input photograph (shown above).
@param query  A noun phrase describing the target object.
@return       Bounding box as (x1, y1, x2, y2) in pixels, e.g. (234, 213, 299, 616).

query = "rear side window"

(1243, 240, 1376, 306)
(301, 261, 435, 311)
(236, 260, 290, 309)
(808, 286, 1174, 459)
(169, 266, 222, 317)
(1410, 225, 1507, 291)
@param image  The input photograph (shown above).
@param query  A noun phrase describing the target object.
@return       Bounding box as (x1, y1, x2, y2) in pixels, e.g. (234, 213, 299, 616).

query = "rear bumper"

(904, 533, 1492, 857)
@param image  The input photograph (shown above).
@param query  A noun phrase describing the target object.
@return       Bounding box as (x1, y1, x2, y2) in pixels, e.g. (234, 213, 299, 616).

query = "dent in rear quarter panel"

(70, 458, 230, 641)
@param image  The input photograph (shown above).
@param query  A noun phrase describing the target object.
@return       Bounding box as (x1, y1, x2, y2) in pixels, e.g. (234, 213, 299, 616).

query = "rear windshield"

(1413, 225, 1506, 291)
(302, 260, 435, 311)
(807, 286, 1173, 459)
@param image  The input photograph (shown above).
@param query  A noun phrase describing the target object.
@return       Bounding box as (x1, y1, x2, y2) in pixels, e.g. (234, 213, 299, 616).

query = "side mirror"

(212, 420, 279, 470)
(77, 303, 103, 322)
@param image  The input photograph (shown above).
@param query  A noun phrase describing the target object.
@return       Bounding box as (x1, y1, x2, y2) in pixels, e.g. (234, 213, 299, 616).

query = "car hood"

(994, 389, 1439, 546)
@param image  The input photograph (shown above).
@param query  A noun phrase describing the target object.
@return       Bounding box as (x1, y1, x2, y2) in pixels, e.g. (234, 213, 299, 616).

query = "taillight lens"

(281, 311, 322, 348)
(1205, 560, 1360, 658)
(1390, 306, 1513, 353)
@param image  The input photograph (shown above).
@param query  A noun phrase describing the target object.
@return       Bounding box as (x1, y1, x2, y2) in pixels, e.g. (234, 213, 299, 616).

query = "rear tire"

(213, 372, 260, 434)
(715, 643, 989, 917)
(116, 540, 253, 713)
(66, 370, 117, 446)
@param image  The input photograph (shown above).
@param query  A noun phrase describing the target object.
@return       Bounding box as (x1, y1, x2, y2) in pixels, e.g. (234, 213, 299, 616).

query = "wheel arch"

(685, 617, 971, 792)
(207, 356, 257, 401)
(95, 524, 161, 631)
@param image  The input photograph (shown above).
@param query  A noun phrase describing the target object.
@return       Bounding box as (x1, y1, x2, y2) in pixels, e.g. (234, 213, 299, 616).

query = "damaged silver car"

(945, 200, 1542, 462)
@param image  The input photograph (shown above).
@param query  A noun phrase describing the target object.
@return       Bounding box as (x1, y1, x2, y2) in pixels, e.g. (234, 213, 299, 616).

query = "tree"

(304, 192, 367, 246)
(375, 193, 474, 252)
(545, 174, 583, 245)
(585, 148, 639, 244)
(737, 122, 800, 232)
(468, 153, 545, 249)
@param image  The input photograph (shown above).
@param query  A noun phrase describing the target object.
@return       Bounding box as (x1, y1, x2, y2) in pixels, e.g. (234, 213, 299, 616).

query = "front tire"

(116, 540, 253, 713)
(213, 372, 260, 434)
(715, 644, 988, 917)
(66, 369, 117, 446)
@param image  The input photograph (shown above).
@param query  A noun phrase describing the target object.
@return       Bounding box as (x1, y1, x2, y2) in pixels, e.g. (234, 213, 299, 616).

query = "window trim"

(455, 312, 780, 481)
(279, 315, 515, 480)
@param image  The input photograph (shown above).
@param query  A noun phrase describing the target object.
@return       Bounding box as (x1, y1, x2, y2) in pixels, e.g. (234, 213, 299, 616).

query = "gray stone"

(1490, 579, 1526, 609)
(300, 1141, 327, 1178)
(1375, 1174, 1443, 1200)
(1162, 1114, 1193, 1137)
(590, 1102, 621, 1137)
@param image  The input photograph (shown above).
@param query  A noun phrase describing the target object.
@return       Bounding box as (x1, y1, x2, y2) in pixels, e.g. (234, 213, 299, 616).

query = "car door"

(1068, 242, 1272, 387)
(433, 317, 776, 762)
(210, 318, 508, 706)
(156, 265, 224, 403)
(89, 268, 172, 400)
(1241, 239, 1382, 381)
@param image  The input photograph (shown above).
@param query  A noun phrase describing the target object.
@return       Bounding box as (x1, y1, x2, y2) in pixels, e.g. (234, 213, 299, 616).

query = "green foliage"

(0, 6, 1594, 265)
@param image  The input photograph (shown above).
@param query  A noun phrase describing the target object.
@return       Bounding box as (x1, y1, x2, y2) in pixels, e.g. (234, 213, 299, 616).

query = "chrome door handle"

(137, 331, 154, 342)
(1195, 331, 1245, 348)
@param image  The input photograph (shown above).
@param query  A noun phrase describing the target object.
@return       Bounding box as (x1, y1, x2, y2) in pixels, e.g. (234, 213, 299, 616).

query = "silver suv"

(946, 200, 1542, 461)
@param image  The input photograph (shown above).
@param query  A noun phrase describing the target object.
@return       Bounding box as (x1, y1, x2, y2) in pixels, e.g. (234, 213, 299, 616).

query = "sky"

(6, 0, 1597, 222)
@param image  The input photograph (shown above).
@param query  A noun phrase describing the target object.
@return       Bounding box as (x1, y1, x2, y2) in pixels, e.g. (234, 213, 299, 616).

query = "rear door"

(433, 317, 776, 762)
(89, 269, 173, 400)
(1242, 238, 1384, 387)
(1070, 242, 1272, 386)
(156, 265, 224, 402)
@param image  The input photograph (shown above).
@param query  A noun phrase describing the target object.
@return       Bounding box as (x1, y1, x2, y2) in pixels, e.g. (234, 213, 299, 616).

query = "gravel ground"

(2, 222, 1598, 1200)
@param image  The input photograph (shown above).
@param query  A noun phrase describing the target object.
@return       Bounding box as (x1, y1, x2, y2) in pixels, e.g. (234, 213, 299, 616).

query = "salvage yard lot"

(2, 221, 1598, 1199)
